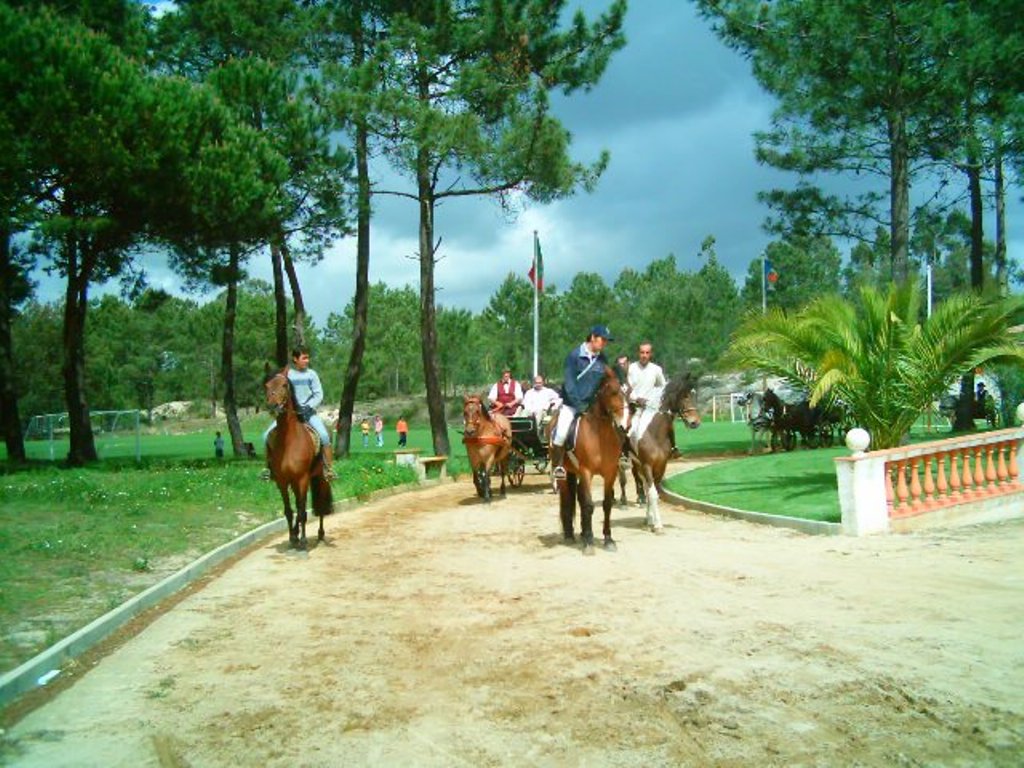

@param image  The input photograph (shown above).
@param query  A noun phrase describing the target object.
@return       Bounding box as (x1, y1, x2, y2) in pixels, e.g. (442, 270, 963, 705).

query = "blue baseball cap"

(589, 324, 614, 341)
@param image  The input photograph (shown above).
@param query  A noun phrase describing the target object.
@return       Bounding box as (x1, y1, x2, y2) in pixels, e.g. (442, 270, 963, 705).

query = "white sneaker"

(552, 466, 567, 480)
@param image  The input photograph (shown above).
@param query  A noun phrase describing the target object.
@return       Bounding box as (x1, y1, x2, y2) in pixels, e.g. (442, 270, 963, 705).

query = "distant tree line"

(11, 223, 1017, 432)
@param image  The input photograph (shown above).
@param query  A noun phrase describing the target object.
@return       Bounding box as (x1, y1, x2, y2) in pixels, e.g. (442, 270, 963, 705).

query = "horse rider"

(488, 367, 524, 417)
(263, 345, 336, 480)
(550, 324, 615, 480)
(627, 340, 680, 459)
(521, 374, 562, 437)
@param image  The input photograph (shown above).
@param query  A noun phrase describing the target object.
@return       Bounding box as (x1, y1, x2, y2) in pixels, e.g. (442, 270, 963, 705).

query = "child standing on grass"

(360, 419, 370, 448)
(396, 417, 408, 447)
(214, 431, 225, 459)
(374, 414, 384, 447)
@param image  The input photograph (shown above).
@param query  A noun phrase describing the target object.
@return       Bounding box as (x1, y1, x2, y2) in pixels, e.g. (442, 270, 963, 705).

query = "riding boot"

(321, 444, 337, 481)
(550, 444, 567, 480)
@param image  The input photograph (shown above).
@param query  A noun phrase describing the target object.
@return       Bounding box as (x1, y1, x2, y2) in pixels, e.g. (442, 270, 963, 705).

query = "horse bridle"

(266, 373, 291, 417)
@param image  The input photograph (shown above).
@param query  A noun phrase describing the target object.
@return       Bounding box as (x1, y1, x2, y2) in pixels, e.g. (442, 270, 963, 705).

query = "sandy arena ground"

(2, 466, 1022, 767)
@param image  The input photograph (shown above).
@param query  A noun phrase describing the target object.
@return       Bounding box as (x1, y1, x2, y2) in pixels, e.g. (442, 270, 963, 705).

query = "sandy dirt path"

(2, 468, 1023, 767)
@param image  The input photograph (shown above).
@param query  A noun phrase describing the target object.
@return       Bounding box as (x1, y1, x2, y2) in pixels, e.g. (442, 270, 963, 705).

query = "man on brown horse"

(263, 346, 336, 480)
(550, 324, 615, 480)
(627, 341, 679, 459)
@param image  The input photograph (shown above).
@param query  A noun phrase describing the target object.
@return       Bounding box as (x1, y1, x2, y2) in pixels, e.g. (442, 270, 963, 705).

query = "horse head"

(662, 373, 701, 430)
(264, 367, 294, 417)
(595, 367, 630, 432)
(463, 394, 486, 437)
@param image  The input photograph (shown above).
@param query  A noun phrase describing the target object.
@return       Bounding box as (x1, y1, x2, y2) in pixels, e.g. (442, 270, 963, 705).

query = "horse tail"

(311, 474, 335, 517)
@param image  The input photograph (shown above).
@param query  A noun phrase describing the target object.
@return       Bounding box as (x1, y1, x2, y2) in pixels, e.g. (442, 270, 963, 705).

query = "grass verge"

(0, 454, 415, 675)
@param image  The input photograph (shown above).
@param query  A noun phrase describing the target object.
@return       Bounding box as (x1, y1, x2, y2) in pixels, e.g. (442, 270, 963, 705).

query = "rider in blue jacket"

(550, 324, 614, 479)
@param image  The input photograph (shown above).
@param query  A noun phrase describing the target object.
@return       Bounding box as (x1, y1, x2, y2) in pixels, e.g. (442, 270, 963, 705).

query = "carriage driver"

(263, 346, 336, 481)
(488, 367, 524, 417)
(521, 374, 562, 435)
(549, 324, 615, 480)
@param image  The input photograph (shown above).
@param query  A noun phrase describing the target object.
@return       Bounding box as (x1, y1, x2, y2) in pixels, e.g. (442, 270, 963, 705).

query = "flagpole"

(532, 230, 540, 379)
(761, 251, 767, 315)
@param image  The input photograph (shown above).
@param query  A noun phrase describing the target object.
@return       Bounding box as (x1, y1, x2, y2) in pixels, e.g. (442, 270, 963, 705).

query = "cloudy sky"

(33, 0, 1023, 324)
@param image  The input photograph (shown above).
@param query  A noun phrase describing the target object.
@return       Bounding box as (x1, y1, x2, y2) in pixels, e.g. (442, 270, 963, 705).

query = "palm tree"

(726, 283, 1024, 450)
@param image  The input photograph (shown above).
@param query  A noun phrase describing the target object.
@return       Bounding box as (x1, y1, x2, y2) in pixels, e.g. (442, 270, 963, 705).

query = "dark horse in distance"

(264, 367, 334, 549)
(554, 367, 631, 555)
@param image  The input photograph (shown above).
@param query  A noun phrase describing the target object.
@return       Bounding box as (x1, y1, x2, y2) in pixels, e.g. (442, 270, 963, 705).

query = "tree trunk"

(0, 226, 25, 462)
(888, 110, 910, 283)
(221, 248, 245, 456)
(336, 17, 371, 459)
(62, 235, 98, 465)
(270, 243, 289, 367)
(994, 148, 1008, 297)
(417, 152, 450, 457)
(966, 160, 984, 290)
(282, 241, 307, 349)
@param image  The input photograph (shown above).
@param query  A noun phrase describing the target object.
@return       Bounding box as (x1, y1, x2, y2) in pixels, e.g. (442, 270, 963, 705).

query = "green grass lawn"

(664, 447, 844, 523)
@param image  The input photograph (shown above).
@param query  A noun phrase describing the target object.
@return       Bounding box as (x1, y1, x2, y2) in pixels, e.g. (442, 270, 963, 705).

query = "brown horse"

(264, 368, 334, 549)
(461, 395, 512, 502)
(556, 367, 630, 555)
(627, 372, 701, 533)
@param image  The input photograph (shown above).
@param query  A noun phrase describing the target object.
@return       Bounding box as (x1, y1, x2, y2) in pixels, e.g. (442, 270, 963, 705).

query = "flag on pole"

(764, 258, 778, 292)
(529, 235, 544, 291)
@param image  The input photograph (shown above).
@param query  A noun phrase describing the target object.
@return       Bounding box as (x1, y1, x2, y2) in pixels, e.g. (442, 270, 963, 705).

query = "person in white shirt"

(627, 341, 678, 458)
(521, 374, 562, 435)
(627, 341, 666, 407)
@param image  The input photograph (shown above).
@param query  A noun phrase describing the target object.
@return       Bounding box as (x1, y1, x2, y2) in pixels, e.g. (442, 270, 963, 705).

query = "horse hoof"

(603, 539, 617, 552)
(653, 526, 665, 536)
(318, 531, 325, 541)
(582, 544, 596, 556)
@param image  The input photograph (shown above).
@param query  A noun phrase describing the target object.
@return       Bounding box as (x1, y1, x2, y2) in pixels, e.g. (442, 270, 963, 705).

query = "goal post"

(24, 410, 141, 462)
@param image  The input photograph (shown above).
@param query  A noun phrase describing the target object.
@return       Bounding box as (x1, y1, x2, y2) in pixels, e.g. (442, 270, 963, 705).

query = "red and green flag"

(529, 235, 544, 291)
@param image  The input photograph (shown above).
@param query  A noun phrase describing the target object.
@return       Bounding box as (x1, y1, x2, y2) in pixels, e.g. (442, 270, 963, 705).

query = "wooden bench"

(417, 455, 448, 481)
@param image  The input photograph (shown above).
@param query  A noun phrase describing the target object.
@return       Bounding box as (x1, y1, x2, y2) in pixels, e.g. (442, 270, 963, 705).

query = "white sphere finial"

(1016, 402, 1024, 426)
(846, 427, 870, 456)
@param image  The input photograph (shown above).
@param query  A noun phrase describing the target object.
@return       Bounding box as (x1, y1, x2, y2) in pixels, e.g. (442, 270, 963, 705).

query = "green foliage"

(726, 282, 1024, 449)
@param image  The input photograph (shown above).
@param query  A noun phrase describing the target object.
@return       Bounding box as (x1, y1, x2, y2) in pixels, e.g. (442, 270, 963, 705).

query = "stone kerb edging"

(660, 485, 841, 536)
(0, 476, 448, 709)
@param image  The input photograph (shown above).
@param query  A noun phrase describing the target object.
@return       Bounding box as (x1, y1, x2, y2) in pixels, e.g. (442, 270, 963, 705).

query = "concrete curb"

(660, 486, 842, 536)
(0, 477, 445, 709)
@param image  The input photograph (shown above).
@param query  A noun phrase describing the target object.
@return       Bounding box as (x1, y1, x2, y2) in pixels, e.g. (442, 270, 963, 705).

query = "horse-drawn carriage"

(743, 389, 849, 452)
(505, 415, 551, 486)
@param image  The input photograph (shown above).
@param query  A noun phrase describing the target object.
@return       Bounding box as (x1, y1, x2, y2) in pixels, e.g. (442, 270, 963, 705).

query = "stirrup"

(260, 468, 272, 481)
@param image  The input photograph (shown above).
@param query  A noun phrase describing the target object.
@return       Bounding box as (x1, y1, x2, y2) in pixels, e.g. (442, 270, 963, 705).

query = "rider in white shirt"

(626, 341, 678, 458)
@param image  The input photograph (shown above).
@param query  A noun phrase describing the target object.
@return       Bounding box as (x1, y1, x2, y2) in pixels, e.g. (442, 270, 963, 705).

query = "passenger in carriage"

(521, 374, 562, 437)
(488, 367, 524, 417)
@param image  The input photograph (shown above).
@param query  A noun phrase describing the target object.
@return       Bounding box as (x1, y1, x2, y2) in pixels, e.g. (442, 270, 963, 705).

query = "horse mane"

(661, 371, 698, 411)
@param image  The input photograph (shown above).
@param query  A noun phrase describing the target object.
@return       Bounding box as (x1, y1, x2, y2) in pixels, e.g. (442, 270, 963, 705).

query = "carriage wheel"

(781, 430, 797, 451)
(803, 431, 820, 449)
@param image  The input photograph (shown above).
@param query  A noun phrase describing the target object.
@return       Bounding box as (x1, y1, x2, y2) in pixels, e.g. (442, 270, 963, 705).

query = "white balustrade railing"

(835, 426, 1024, 535)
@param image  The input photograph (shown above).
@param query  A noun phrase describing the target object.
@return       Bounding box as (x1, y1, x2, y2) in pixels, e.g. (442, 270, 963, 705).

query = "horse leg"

(616, 463, 627, 508)
(278, 484, 298, 546)
(641, 464, 662, 533)
(633, 464, 646, 506)
(295, 477, 310, 550)
(576, 473, 596, 556)
(601, 476, 617, 552)
(559, 474, 576, 542)
(480, 460, 492, 503)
